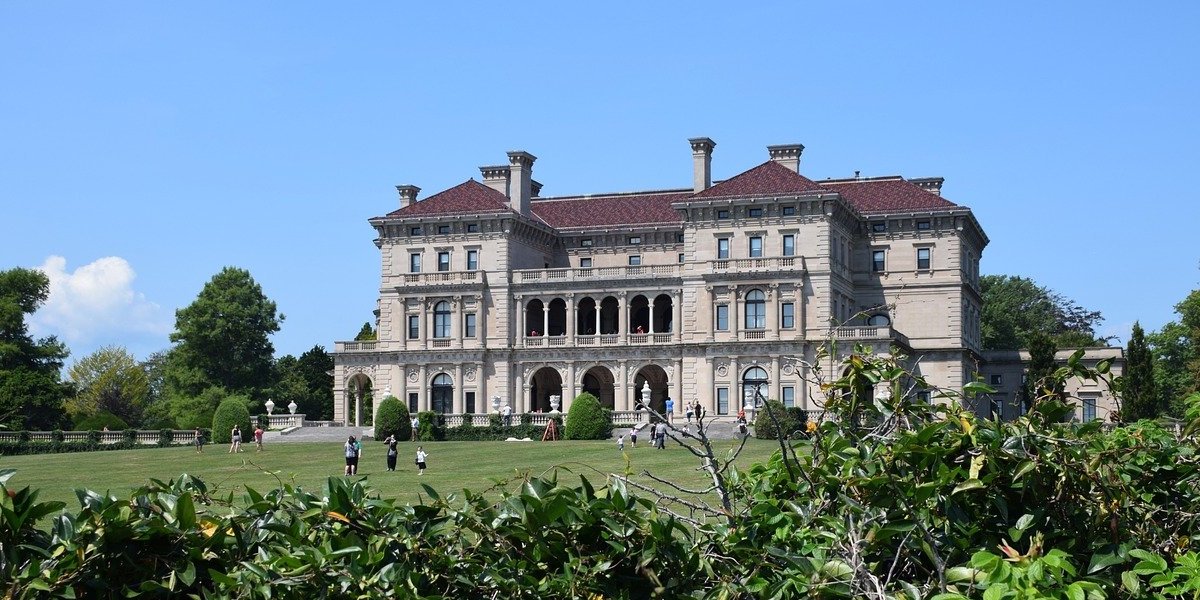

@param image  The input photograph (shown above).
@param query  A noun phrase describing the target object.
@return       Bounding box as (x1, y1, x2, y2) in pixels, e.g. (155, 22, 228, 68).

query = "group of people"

(227, 425, 265, 453)
(348, 434, 428, 475)
(618, 420, 671, 451)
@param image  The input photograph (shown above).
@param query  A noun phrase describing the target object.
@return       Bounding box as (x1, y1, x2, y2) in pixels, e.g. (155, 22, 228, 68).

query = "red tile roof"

(685, 160, 826, 200)
(382, 180, 514, 218)
(819, 178, 958, 214)
(532, 191, 688, 229)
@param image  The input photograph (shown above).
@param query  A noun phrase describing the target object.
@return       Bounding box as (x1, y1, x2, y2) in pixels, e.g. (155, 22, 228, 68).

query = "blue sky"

(2, 2, 1197, 363)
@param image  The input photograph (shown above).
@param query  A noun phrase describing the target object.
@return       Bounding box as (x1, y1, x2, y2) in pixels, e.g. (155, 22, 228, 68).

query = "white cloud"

(29, 256, 172, 351)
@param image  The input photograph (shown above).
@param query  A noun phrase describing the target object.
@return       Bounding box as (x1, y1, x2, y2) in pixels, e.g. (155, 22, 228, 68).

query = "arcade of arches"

(521, 293, 677, 338)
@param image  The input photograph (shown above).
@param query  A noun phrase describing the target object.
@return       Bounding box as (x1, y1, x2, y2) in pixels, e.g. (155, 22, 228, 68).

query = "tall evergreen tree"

(0, 268, 71, 429)
(354, 322, 376, 341)
(1121, 322, 1160, 421)
(168, 267, 283, 401)
(1023, 331, 1062, 411)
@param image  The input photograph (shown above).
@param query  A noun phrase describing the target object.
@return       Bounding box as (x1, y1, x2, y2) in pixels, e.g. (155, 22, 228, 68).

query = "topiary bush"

(563, 393, 611, 440)
(753, 399, 803, 439)
(211, 397, 252, 444)
(417, 411, 442, 441)
(374, 396, 409, 441)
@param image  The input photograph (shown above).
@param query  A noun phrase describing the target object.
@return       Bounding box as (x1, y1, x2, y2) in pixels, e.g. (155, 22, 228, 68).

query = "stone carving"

(407, 370, 419, 383)
(465, 366, 477, 382)
(715, 362, 728, 377)
(782, 363, 796, 376)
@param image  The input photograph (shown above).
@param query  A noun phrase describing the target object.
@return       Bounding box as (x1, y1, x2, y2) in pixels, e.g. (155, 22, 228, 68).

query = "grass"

(2, 437, 781, 510)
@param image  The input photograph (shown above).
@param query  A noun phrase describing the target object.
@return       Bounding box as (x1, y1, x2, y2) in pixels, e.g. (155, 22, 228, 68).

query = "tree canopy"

(65, 346, 149, 427)
(980, 274, 1105, 350)
(168, 267, 282, 400)
(354, 322, 376, 341)
(270, 345, 332, 420)
(0, 267, 70, 429)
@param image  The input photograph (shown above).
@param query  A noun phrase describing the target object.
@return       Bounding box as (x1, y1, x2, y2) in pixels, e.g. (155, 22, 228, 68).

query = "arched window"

(744, 289, 766, 329)
(742, 366, 769, 409)
(431, 373, 453, 414)
(433, 301, 451, 338)
(867, 314, 890, 327)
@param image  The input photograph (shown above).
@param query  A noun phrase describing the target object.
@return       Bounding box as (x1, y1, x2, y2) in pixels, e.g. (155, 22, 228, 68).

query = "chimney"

(507, 151, 536, 215)
(531, 179, 543, 198)
(767, 144, 804, 173)
(479, 165, 510, 196)
(395, 185, 420, 208)
(910, 177, 945, 196)
(689, 137, 716, 192)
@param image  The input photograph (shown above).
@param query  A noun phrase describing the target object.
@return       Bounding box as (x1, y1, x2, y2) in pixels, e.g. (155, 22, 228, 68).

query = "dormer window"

(438, 225, 450, 234)
(628, 236, 641, 245)
(717, 209, 730, 220)
(580, 238, 593, 247)
(747, 207, 763, 218)
(917, 220, 931, 231)
(410, 226, 422, 235)
(466, 223, 479, 233)
(782, 205, 796, 216)
(871, 222, 887, 233)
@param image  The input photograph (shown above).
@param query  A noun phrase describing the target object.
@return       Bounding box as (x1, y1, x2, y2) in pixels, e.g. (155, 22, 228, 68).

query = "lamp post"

(265, 398, 275, 415)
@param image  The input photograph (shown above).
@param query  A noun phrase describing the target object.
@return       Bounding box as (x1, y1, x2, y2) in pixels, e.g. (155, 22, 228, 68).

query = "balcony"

(710, 256, 805, 274)
(336, 341, 378, 352)
(516, 264, 681, 285)
(394, 270, 482, 288)
(832, 326, 910, 347)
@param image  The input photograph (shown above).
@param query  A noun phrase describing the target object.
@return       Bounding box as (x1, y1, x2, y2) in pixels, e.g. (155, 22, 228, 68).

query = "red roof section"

(532, 192, 688, 229)
(685, 160, 826, 200)
(382, 180, 514, 218)
(819, 178, 958, 213)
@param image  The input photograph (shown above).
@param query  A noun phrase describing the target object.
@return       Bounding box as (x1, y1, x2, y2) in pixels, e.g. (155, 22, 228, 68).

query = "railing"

(599, 334, 619, 345)
(399, 270, 481, 286)
(264, 414, 306, 429)
(336, 341, 378, 352)
(524, 337, 546, 347)
(442, 414, 492, 427)
(628, 334, 648, 344)
(431, 339, 452, 348)
(0, 429, 198, 445)
(832, 326, 907, 345)
(576, 335, 597, 346)
(711, 256, 804, 273)
(653, 333, 673, 343)
(611, 410, 643, 426)
(743, 330, 766, 340)
(517, 264, 682, 284)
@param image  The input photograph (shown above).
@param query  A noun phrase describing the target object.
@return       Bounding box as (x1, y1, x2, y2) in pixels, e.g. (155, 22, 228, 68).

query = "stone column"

(617, 292, 628, 343)
(567, 362, 577, 405)
(476, 294, 486, 346)
(399, 366, 408, 410)
(418, 296, 428, 348)
(731, 287, 741, 339)
(618, 360, 629, 411)
(353, 390, 361, 426)
(771, 356, 781, 404)
(418, 364, 428, 412)
(566, 294, 575, 341)
(648, 294, 655, 335)
(728, 357, 739, 414)
(594, 303, 601, 336)
(767, 284, 779, 340)
(453, 364, 464, 414)
(541, 300, 549, 337)
(673, 290, 683, 342)
(451, 296, 462, 348)
(673, 360, 683, 416)
(515, 296, 524, 345)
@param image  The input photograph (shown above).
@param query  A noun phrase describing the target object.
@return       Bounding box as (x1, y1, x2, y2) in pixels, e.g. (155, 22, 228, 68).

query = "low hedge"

(0, 430, 208, 456)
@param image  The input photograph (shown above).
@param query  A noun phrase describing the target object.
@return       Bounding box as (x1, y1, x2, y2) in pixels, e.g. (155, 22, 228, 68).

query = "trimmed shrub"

(374, 396, 409, 441)
(417, 411, 442, 441)
(212, 397, 253, 444)
(753, 400, 804, 440)
(158, 429, 174, 447)
(74, 411, 129, 432)
(563, 393, 611, 440)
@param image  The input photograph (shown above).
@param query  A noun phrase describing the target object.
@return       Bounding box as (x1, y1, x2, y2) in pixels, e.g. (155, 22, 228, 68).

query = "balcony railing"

(743, 330, 766, 340)
(832, 326, 909, 346)
(397, 270, 481, 287)
(711, 256, 805, 273)
(517, 264, 681, 284)
(336, 341, 377, 352)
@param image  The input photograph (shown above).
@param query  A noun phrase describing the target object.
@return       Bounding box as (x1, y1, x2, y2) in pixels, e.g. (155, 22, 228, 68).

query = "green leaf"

(1122, 570, 1141, 594)
(1066, 583, 1084, 600)
(1012, 460, 1036, 480)
(1086, 549, 1125, 574)
(176, 492, 196, 530)
(952, 479, 984, 495)
(947, 566, 984, 583)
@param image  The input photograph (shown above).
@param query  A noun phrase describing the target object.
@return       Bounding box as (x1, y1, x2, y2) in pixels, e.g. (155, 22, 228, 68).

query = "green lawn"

(2, 438, 781, 510)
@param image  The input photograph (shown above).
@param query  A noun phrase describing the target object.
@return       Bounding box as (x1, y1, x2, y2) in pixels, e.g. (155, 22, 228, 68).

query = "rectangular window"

(717, 387, 730, 415)
(783, 234, 795, 257)
(464, 313, 476, 338)
(716, 304, 729, 331)
(872, 250, 886, 272)
(580, 257, 592, 268)
(676, 232, 685, 243)
(782, 205, 796, 216)
(717, 238, 730, 259)
(917, 248, 931, 270)
(409, 253, 421, 273)
(717, 209, 730, 219)
(748, 207, 763, 218)
(749, 236, 763, 258)
(437, 225, 450, 234)
(678, 253, 686, 263)
(917, 220, 931, 231)
(466, 250, 479, 271)
(1082, 397, 1097, 421)
(628, 255, 641, 266)
(437, 251, 450, 272)
(989, 374, 1003, 386)
(782, 386, 795, 408)
(580, 238, 593, 247)
(466, 392, 476, 414)
(407, 315, 419, 339)
(917, 391, 931, 404)
(628, 236, 641, 245)
(408, 393, 418, 413)
(871, 221, 887, 233)
(781, 302, 795, 328)
(467, 223, 479, 233)
(410, 226, 422, 235)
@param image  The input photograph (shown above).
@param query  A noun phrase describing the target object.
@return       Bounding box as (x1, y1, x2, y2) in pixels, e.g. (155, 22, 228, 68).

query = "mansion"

(332, 139, 1121, 424)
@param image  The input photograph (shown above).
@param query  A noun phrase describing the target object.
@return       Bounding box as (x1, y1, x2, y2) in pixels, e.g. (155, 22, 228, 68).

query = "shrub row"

(0, 430, 208, 456)
(409, 411, 563, 442)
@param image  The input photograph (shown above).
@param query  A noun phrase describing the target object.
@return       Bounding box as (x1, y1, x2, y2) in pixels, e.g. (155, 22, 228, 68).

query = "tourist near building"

(332, 139, 1122, 425)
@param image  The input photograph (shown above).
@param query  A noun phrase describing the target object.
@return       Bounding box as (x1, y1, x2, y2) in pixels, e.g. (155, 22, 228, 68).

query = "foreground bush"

(373, 395, 408, 441)
(563, 392, 611, 440)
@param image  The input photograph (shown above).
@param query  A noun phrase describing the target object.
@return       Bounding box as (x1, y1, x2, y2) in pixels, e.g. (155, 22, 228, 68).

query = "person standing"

(665, 397, 674, 422)
(385, 435, 398, 471)
(354, 437, 363, 472)
(501, 403, 512, 427)
(617, 434, 625, 452)
(254, 425, 265, 452)
(410, 416, 420, 441)
(685, 403, 694, 425)
(655, 421, 667, 450)
(629, 426, 638, 447)
(193, 428, 204, 453)
(229, 426, 242, 453)
(344, 435, 358, 476)
(415, 446, 429, 475)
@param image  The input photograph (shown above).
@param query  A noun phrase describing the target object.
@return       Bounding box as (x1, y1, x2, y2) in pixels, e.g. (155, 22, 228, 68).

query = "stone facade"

(332, 139, 1119, 424)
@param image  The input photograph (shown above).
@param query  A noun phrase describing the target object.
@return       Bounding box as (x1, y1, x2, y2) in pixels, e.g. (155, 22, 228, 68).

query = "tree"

(980, 275, 1105, 350)
(1023, 331, 1063, 410)
(0, 267, 71, 430)
(1149, 320, 1196, 417)
(1178, 289, 1200, 391)
(270, 346, 333, 421)
(1121, 322, 1161, 421)
(354, 323, 376, 341)
(169, 267, 283, 400)
(65, 346, 150, 427)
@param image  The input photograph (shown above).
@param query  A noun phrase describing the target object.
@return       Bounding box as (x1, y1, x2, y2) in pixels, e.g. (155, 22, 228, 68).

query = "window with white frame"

(872, 250, 886, 272)
(1082, 396, 1098, 421)
(716, 387, 729, 415)
(464, 313, 476, 338)
(716, 304, 729, 331)
(433, 301, 451, 338)
(628, 255, 641, 266)
(437, 251, 450, 272)
(782, 386, 795, 408)
(744, 289, 766, 329)
(783, 234, 795, 257)
(749, 236, 763, 258)
(717, 238, 730, 259)
(407, 315, 419, 339)
(466, 250, 479, 271)
(917, 247, 931, 270)
(580, 257, 592, 268)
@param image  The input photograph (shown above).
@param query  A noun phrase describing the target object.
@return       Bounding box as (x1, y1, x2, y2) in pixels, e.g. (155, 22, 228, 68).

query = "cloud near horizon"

(29, 256, 172, 353)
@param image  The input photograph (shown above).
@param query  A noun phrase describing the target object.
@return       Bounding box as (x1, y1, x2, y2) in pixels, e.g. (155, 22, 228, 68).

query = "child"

(416, 446, 429, 475)
(617, 434, 625, 452)
(254, 426, 265, 452)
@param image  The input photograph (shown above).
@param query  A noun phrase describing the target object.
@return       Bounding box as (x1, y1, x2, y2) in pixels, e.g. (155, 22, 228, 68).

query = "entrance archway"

(580, 366, 616, 409)
(346, 373, 373, 426)
(431, 373, 453, 414)
(741, 366, 769, 410)
(529, 367, 563, 412)
(633, 364, 670, 414)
